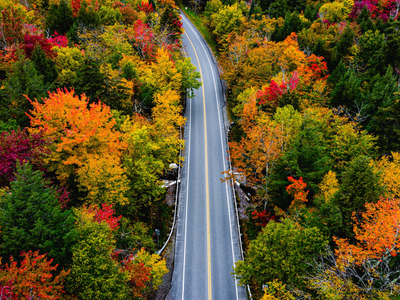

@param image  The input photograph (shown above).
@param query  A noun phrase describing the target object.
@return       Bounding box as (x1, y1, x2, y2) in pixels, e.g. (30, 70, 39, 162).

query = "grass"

(179, 6, 219, 57)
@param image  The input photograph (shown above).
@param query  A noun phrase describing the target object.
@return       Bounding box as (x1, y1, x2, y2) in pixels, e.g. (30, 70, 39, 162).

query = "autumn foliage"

(0, 0, 188, 297)
(286, 176, 309, 211)
(334, 197, 400, 265)
(0, 128, 48, 186)
(0, 251, 69, 299)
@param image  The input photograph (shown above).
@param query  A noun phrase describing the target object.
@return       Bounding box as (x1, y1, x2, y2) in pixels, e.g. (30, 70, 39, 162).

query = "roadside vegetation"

(0, 0, 201, 298)
(181, 0, 400, 298)
(180, 6, 219, 55)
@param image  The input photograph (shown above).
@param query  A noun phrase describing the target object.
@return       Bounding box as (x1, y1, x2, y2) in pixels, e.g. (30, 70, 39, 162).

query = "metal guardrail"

(157, 125, 183, 255)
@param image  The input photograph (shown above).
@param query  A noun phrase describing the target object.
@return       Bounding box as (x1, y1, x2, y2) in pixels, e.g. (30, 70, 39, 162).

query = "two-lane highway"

(171, 13, 247, 300)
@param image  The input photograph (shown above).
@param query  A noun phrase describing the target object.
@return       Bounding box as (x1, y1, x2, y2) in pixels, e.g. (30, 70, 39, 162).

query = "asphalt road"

(171, 13, 247, 300)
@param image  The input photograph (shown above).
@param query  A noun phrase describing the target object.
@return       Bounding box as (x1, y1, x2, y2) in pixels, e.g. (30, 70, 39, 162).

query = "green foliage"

(329, 63, 362, 108)
(356, 29, 386, 74)
(67, 208, 129, 299)
(210, 3, 245, 45)
(332, 25, 355, 69)
(45, 0, 74, 35)
(99, 6, 122, 25)
(53, 45, 85, 87)
(0, 163, 75, 267)
(384, 21, 400, 68)
(0, 119, 18, 133)
(117, 219, 156, 253)
(357, 6, 374, 33)
(76, 1, 101, 27)
(272, 11, 309, 41)
(0, 53, 49, 128)
(74, 57, 105, 102)
(234, 218, 328, 292)
(175, 56, 202, 96)
(270, 107, 376, 209)
(333, 155, 384, 239)
(31, 44, 58, 85)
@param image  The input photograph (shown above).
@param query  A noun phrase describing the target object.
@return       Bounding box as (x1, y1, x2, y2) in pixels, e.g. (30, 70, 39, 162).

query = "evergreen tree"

(367, 66, 400, 153)
(248, 0, 255, 20)
(0, 163, 75, 267)
(333, 156, 383, 239)
(31, 44, 58, 85)
(329, 62, 362, 108)
(331, 26, 355, 70)
(0, 53, 48, 128)
(67, 209, 128, 299)
(272, 11, 308, 42)
(356, 6, 374, 34)
(357, 29, 386, 75)
(74, 58, 104, 102)
(45, 0, 74, 35)
(384, 21, 400, 68)
(76, 1, 101, 27)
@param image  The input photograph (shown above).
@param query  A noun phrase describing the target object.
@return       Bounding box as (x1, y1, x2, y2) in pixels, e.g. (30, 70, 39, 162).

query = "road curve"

(171, 12, 247, 300)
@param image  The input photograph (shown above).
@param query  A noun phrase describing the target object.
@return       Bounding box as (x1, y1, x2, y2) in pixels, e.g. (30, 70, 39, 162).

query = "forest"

(182, 0, 400, 298)
(0, 0, 201, 298)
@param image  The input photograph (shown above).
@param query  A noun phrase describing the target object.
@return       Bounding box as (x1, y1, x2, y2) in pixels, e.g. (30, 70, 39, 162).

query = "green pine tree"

(31, 44, 58, 85)
(76, 1, 101, 27)
(67, 209, 128, 299)
(0, 163, 75, 267)
(333, 156, 383, 239)
(74, 58, 104, 102)
(248, 0, 255, 20)
(329, 62, 362, 108)
(0, 52, 48, 127)
(45, 0, 74, 35)
(332, 25, 355, 69)
(356, 6, 374, 34)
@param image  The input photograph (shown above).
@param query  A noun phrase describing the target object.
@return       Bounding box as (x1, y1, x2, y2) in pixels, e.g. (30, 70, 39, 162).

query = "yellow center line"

(184, 31, 212, 300)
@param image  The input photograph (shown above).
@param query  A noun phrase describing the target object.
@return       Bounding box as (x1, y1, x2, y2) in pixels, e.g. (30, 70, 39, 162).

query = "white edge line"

(181, 13, 240, 300)
(181, 77, 192, 300)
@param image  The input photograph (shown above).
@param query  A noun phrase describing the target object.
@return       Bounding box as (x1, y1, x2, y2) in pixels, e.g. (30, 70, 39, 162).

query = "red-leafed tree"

(0, 6, 25, 48)
(0, 280, 15, 300)
(251, 209, 276, 227)
(138, 1, 154, 14)
(92, 203, 122, 231)
(0, 128, 49, 186)
(0, 251, 69, 300)
(71, 0, 81, 17)
(126, 19, 155, 60)
(19, 34, 57, 59)
(349, 0, 400, 21)
(121, 256, 151, 298)
(48, 31, 69, 48)
(81, 203, 122, 231)
(256, 72, 299, 105)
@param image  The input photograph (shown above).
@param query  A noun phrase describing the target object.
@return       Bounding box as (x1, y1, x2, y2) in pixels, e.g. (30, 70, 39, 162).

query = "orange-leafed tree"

(286, 176, 309, 211)
(334, 197, 400, 265)
(28, 88, 128, 205)
(0, 251, 69, 299)
(227, 96, 285, 205)
(309, 197, 400, 298)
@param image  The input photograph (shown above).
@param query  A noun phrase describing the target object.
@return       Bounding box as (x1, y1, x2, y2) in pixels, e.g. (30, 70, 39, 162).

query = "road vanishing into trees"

(171, 12, 247, 300)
